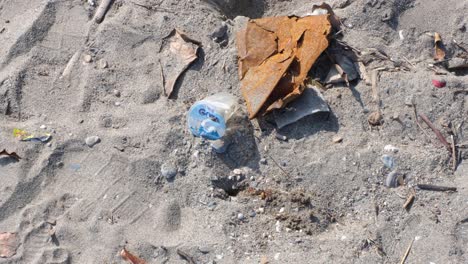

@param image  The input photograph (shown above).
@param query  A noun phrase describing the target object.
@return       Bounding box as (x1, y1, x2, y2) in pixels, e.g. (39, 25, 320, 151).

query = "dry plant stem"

(417, 184, 457, 192)
(419, 113, 451, 151)
(412, 106, 431, 139)
(399, 238, 414, 264)
(403, 192, 415, 210)
(94, 0, 114, 23)
(451, 135, 457, 171)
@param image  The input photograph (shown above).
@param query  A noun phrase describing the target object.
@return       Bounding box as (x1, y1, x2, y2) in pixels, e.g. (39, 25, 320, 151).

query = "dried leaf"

(0, 232, 18, 258)
(434, 32, 446, 61)
(120, 248, 147, 264)
(238, 15, 332, 118)
(160, 29, 200, 98)
(0, 149, 21, 160)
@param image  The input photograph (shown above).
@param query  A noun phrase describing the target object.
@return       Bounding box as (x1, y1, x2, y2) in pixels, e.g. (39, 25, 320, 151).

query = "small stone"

(279, 207, 285, 213)
(161, 162, 177, 180)
(233, 169, 243, 175)
(381, 154, 395, 169)
(113, 89, 121, 97)
(332, 135, 343, 143)
(85, 136, 100, 147)
(83, 54, 92, 63)
(98, 59, 108, 69)
(275, 133, 288, 141)
(249, 211, 256, 217)
(78, 119, 84, 124)
(368, 111, 382, 126)
(207, 201, 217, 210)
(198, 246, 210, 254)
(405, 95, 414, 106)
(257, 207, 265, 214)
(260, 158, 267, 165)
(211, 139, 230, 154)
(40, 124, 47, 129)
(237, 213, 245, 220)
(114, 102, 121, 106)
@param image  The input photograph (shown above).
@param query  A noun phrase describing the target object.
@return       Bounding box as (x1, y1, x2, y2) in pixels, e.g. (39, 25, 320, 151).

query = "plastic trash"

(187, 93, 238, 140)
(381, 154, 395, 169)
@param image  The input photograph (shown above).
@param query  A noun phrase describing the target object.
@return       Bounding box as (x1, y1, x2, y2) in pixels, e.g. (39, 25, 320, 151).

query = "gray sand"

(1, 0, 468, 263)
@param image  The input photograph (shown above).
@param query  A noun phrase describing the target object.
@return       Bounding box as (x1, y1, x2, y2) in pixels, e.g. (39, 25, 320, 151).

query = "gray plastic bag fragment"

(273, 85, 330, 129)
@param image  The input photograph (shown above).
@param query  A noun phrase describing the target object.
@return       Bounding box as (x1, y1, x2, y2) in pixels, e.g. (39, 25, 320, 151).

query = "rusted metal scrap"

(237, 15, 332, 119)
(0, 149, 21, 160)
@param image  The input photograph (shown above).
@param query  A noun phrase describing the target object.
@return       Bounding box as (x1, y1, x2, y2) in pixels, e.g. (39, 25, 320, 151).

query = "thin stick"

(402, 56, 416, 68)
(417, 184, 457, 192)
(94, 0, 114, 24)
(399, 238, 414, 264)
(451, 135, 457, 171)
(419, 113, 451, 151)
(403, 192, 415, 210)
(412, 106, 431, 139)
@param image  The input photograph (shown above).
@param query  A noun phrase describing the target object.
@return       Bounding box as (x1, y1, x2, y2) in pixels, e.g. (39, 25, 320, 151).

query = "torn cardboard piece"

(273, 84, 330, 129)
(237, 15, 332, 119)
(160, 29, 200, 98)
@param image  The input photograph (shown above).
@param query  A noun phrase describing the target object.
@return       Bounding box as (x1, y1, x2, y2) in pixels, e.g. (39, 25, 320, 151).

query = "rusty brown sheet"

(237, 15, 332, 119)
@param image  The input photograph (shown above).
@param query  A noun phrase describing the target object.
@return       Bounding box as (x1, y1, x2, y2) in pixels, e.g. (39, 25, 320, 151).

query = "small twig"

(412, 106, 431, 139)
(94, 0, 114, 24)
(419, 113, 451, 152)
(403, 191, 415, 211)
(399, 238, 414, 264)
(417, 184, 457, 192)
(402, 56, 416, 68)
(451, 135, 457, 171)
(176, 249, 196, 264)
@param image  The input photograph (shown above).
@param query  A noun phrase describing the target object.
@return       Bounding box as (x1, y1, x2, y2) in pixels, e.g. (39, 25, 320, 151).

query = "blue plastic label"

(188, 103, 226, 140)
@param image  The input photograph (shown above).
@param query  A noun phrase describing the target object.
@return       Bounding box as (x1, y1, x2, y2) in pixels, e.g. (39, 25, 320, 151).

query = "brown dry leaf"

(160, 29, 200, 98)
(0, 232, 18, 258)
(434, 32, 446, 61)
(238, 15, 332, 118)
(0, 149, 21, 160)
(120, 248, 147, 264)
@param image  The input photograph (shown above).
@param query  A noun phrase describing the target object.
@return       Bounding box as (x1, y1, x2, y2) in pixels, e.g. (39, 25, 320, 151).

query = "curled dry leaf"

(434, 32, 446, 61)
(368, 111, 383, 126)
(0, 232, 18, 258)
(120, 248, 147, 264)
(0, 149, 21, 160)
(160, 29, 200, 98)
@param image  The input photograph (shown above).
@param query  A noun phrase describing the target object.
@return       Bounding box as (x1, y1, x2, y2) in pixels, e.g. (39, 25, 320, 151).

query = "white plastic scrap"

(384, 145, 399, 153)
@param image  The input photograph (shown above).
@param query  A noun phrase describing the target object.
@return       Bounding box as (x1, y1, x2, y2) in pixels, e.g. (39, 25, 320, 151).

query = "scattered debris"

(273, 84, 330, 129)
(160, 29, 200, 98)
(433, 32, 446, 61)
(399, 238, 414, 264)
(211, 139, 230, 154)
(85, 136, 101, 147)
(0, 232, 17, 258)
(94, 0, 113, 24)
(237, 15, 332, 118)
(416, 184, 457, 192)
(432, 78, 446, 88)
(418, 113, 451, 151)
(13, 128, 51, 143)
(0, 149, 21, 160)
(187, 93, 237, 140)
(120, 248, 147, 264)
(275, 132, 288, 141)
(176, 248, 196, 264)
